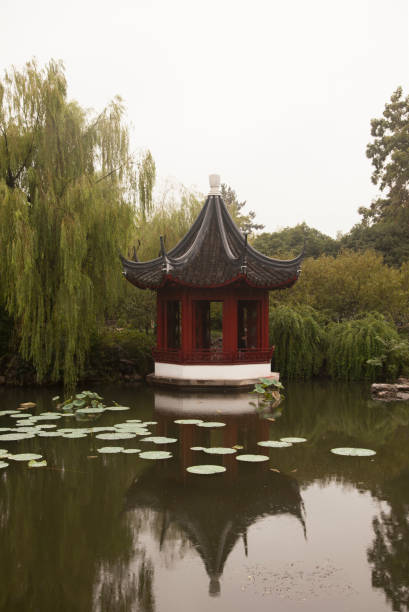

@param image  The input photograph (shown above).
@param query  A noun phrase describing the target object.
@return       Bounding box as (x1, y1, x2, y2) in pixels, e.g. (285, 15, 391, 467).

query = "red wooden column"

(181, 288, 192, 360)
(261, 290, 270, 350)
(223, 289, 237, 356)
(156, 291, 165, 349)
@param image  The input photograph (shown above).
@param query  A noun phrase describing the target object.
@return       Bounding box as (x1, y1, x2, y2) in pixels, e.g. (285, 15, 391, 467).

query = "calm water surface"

(0, 382, 408, 612)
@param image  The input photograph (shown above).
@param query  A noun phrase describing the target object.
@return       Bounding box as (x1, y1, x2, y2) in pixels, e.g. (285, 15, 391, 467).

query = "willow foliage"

(326, 313, 406, 381)
(269, 305, 326, 380)
(0, 59, 139, 387)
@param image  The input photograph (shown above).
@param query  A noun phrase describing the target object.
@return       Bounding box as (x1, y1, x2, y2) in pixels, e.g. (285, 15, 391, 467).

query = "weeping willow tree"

(138, 150, 156, 221)
(326, 313, 408, 381)
(269, 304, 326, 379)
(0, 59, 146, 388)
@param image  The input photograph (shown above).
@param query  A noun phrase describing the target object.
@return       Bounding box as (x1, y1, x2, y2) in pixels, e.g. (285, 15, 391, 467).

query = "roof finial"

(209, 174, 221, 195)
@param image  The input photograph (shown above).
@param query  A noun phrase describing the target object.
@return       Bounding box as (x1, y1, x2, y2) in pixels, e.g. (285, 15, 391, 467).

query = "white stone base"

(154, 361, 272, 380)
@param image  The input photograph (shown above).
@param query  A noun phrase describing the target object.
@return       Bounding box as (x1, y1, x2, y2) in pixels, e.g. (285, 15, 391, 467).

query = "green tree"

(253, 222, 338, 259)
(220, 183, 264, 234)
(0, 59, 143, 387)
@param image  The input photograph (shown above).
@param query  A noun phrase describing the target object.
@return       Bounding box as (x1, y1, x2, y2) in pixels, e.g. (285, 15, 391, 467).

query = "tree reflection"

(367, 471, 409, 612)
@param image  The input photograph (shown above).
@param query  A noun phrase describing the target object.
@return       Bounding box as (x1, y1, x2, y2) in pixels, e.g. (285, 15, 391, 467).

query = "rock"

(371, 382, 409, 401)
(19, 402, 36, 409)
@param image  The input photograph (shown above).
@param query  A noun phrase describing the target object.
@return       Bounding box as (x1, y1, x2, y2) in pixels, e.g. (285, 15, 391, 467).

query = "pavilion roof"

(121, 177, 303, 290)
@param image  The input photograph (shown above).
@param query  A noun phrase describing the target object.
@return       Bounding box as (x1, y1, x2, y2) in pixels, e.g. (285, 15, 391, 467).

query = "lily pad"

(126, 419, 142, 423)
(280, 437, 307, 443)
(139, 451, 172, 460)
(36, 431, 62, 438)
(257, 440, 293, 448)
(330, 447, 376, 457)
(186, 465, 226, 475)
(0, 449, 8, 457)
(89, 426, 117, 433)
(76, 407, 105, 415)
(62, 432, 88, 439)
(121, 448, 141, 454)
(97, 446, 124, 454)
(236, 454, 270, 462)
(204, 447, 237, 455)
(28, 460, 47, 468)
(96, 432, 136, 441)
(105, 406, 130, 412)
(35, 415, 62, 421)
(0, 433, 35, 441)
(174, 419, 203, 425)
(0, 410, 20, 416)
(0, 461, 9, 469)
(0, 428, 12, 433)
(141, 421, 157, 426)
(9, 453, 43, 462)
(10, 413, 33, 418)
(140, 436, 177, 444)
(190, 446, 206, 451)
(197, 422, 226, 428)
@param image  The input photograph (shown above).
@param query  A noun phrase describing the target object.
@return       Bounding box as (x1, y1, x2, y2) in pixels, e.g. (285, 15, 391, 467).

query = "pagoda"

(121, 174, 303, 389)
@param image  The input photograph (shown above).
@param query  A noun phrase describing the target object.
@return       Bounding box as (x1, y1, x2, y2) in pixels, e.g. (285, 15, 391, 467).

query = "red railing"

(152, 347, 274, 365)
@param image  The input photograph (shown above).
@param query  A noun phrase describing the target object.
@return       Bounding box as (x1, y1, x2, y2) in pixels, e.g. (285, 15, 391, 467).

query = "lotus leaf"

(105, 406, 130, 411)
(35, 415, 62, 421)
(126, 419, 142, 423)
(140, 436, 177, 444)
(190, 446, 206, 451)
(186, 465, 226, 474)
(236, 454, 270, 462)
(174, 419, 204, 425)
(0, 449, 8, 457)
(89, 427, 117, 433)
(121, 448, 141, 454)
(280, 437, 307, 443)
(0, 410, 20, 416)
(62, 432, 88, 439)
(257, 441, 293, 448)
(75, 393, 86, 399)
(37, 431, 62, 438)
(197, 422, 226, 428)
(76, 407, 105, 414)
(330, 447, 376, 457)
(139, 451, 172, 460)
(96, 432, 136, 440)
(97, 447, 124, 454)
(0, 433, 35, 441)
(204, 447, 237, 455)
(9, 453, 43, 461)
(142, 421, 157, 426)
(0, 461, 9, 469)
(73, 400, 85, 407)
(10, 413, 33, 418)
(0, 428, 12, 432)
(28, 460, 47, 467)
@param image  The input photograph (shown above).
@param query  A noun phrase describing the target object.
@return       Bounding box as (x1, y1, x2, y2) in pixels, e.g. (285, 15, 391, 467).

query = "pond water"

(0, 382, 408, 612)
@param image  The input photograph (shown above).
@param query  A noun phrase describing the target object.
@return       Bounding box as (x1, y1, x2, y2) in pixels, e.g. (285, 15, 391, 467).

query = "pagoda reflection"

(124, 390, 306, 597)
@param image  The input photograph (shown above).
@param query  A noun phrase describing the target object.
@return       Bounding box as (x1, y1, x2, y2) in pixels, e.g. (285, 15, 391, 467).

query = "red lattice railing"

(153, 347, 274, 365)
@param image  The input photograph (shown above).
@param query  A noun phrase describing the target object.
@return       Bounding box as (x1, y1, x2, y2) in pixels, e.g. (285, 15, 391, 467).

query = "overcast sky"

(2, 0, 408, 236)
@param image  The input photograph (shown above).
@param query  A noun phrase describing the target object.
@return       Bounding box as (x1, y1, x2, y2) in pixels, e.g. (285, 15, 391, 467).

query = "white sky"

(2, 0, 408, 237)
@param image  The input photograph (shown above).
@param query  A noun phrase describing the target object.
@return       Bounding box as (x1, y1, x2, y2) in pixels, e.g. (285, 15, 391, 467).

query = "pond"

(0, 382, 408, 612)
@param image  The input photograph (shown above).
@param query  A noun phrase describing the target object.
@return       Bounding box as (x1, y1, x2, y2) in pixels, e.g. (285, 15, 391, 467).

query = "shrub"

(270, 305, 326, 380)
(326, 313, 409, 381)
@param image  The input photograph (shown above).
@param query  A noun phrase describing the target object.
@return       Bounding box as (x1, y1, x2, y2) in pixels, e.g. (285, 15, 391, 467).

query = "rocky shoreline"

(371, 377, 409, 401)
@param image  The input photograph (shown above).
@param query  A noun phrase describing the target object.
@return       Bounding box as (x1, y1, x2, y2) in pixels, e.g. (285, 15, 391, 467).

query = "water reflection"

(126, 390, 306, 597)
(0, 383, 409, 611)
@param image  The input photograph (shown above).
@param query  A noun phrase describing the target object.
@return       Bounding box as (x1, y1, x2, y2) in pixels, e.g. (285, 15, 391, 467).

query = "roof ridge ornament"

(208, 174, 221, 195)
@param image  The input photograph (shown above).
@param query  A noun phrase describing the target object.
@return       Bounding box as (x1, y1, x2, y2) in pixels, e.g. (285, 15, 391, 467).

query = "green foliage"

(273, 250, 408, 324)
(326, 313, 409, 381)
(364, 87, 409, 222)
(253, 222, 338, 259)
(117, 288, 156, 333)
(269, 305, 326, 380)
(340, 219, 409, 267)
(56, 390, 104, 414)
(252, 377, 284, 403)
(0, 59, 139, 388)
(86, 327, 155, 380)
(138, 150, 156, 221)
(220, 183, 264, 235)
